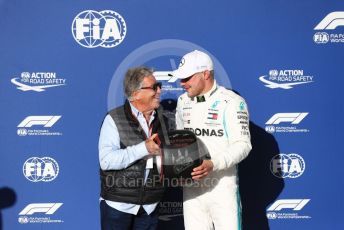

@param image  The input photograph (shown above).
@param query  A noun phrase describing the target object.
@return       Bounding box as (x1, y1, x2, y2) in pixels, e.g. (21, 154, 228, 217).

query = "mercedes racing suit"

(175, 82, 252, 230)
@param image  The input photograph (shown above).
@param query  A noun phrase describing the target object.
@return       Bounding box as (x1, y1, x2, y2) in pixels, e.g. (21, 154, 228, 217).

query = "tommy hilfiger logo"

(207, 112, 218, 120)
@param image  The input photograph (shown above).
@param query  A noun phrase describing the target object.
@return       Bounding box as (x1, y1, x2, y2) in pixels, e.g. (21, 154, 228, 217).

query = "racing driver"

(173, 50, 252, 230)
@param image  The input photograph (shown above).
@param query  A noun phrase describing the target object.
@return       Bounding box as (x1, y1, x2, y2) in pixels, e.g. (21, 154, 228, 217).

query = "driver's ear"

(203, 70, 211, 80)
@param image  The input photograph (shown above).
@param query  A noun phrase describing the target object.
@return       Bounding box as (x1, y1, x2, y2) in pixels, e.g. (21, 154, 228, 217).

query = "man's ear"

(131, 90, 140, 101)
(203, 70, 211, 80)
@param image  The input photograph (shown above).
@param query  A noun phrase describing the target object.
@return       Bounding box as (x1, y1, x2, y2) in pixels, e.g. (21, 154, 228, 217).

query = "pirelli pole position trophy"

(157, 109, 210, 184)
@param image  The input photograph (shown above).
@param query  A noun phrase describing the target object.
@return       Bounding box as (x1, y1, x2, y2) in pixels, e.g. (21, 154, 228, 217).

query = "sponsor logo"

(267, 199, 311, 220)
(237, 110, 250, 136)
(72, 10, 127, 48)
(259, 69, 314, 89)
(314, 12, 344, 44)
(211, 100, 220, 109)
(239, 101, 246, 111)
(182, 112, 190, 118)
(270, 154, 305, 178)
(18, 203, 63, 224)
(185, 128, 224, 137)
(11, 72, 66, 92)
(265, 113, 309, 133)
(17, 116, 62, 136)
(207, 112, 218, 120)
(23, 157, 59, 182)
(158, 202, 183, 221)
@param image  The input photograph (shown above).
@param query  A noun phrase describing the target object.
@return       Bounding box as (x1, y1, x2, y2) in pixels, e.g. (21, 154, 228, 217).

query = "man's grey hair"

(124, 66, 154, 101)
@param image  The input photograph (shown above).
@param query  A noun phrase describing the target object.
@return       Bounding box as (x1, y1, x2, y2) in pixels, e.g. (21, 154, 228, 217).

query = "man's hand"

(145, 133, 161, 156)
(191, 160, 214, 180)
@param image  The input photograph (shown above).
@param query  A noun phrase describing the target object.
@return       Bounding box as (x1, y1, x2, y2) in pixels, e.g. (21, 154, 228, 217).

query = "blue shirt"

(98, 103, 158, 215)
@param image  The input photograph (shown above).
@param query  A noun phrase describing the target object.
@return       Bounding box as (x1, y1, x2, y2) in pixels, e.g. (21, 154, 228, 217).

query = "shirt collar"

(129, 102, 156, 120)
(194, 80, 218, 103)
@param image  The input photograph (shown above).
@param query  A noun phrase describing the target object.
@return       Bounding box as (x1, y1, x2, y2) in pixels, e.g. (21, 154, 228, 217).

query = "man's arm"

(212, 97, 252, 171)
(98, 115, 159, 170)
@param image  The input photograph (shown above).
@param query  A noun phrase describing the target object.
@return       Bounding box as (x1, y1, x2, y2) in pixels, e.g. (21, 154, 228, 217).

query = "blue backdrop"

(1, 0, 343, 229)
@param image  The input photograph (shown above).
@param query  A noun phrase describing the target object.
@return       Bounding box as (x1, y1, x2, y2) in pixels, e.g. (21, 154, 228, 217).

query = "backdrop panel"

(0, 0, 343, 229)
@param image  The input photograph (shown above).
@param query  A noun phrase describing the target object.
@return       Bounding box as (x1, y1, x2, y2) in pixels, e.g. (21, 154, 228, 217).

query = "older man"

(99, 67, 165, 230)
(174, 50, 252, 230)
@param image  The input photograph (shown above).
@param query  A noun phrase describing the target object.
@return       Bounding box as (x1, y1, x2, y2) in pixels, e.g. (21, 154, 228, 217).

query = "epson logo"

(267, 199, 310, 211)
(266, 113, 308, 125)
(72, 10, 127, 48)
(185, 128, 224, 137)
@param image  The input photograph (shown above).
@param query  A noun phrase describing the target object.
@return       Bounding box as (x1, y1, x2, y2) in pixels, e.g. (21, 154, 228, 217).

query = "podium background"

(1, 0, 343, 229)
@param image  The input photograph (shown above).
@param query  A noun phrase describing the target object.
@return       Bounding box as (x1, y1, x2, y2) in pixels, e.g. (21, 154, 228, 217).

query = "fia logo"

(270, 154, 305, 178)
(313, 32, 330, 44)
(72, 10, 127, 48)
(23, 157, 59, 182)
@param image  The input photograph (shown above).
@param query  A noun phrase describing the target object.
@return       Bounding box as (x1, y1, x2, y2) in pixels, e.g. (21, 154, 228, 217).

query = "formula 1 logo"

(265, 113, 309, 133)
(18, 116, 61, 128)
(267, 199, 311, 220)
(17, 116, 62, 137)
(266, 113, 308, 125)
(19, 203, 63, 215)
(72, 10, 127, 48)
(313, 12, 344, 44)
(267, 199, 310, 211)
(314, 12, 344, 30)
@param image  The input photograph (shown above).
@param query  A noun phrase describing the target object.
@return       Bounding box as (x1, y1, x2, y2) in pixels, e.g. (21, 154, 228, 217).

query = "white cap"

(172, 50, 213, 79)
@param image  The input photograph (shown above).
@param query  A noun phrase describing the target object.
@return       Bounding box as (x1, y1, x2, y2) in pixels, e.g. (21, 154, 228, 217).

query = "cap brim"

(172, 68, 197, 79)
